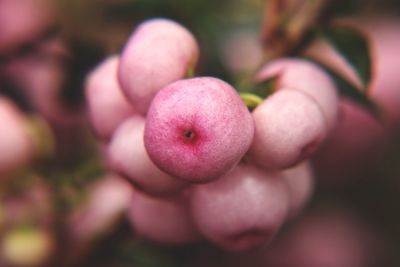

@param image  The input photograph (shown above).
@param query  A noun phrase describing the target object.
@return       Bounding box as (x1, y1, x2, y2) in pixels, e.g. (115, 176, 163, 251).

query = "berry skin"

(118, 18, 199, 114)
(85, 55, 136, 140)
(68, 174, 133, 243)
(127, 188, 201, 245)
(313, 98, 386, 186)
(255, 58, 339, 131)
(282, 161, 314, 218)
(144, 77, 255, 183)
(247, 89, 327, 170)
(0, 0, 56, 54)
(1, 39, 81, 126)
(263, 209, 381, 267)
(364, 21, 400, 133)
(190, 163, 289, 251)
(108, 116, 187, 196)
(0, 97, 34, 178)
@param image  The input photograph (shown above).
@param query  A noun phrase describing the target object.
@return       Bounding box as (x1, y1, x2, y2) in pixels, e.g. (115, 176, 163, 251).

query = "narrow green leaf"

(236, 77, 277, 110)
(242, 76, 277, 99)
(318, 24, 371, 89)
(306, 57, 379, 117)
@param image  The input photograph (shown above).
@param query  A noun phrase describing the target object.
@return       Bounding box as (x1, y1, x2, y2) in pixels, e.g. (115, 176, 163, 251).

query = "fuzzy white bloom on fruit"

(190, 163, 289, 251)
(108, 116, 187, 196)
(256, 58, 339, 131)
(127, 188, 201, 245)
(282, 161, 314, 218)
(85, 55, 136, 140)
(144, 77, 254, 183)
(119, 18, 199, 114)
(247, 89, 327, 170)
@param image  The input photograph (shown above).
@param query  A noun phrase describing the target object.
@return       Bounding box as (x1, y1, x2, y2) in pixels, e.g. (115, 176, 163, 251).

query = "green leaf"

(236, 77, 277, 110)
(238, 76, 276, 98)
(318, 24, 371, 89)
(307, 58, 379, 116)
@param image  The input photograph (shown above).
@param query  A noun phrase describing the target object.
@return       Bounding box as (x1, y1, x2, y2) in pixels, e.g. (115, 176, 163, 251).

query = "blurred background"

(0, 0, 400, 266)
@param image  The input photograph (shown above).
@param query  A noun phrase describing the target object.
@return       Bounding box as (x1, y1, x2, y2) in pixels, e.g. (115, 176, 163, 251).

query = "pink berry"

(68, 174, 133, 242)
(85, 55, 136, 140)
(365, 21, 400, 133)
(144, 77, 254, 183)
(127, 188, 201, 245)
(263, 208, 382, 267)
(282, 161, 314, 218)
(190, 163, 289, 251)
(118, 18, 199, 114)
(108, 116, 188, 196)
(313, 98, 386, 186)
(0, 0, 56, 54)
(247, 89, 327, 170)
(255, 58, 339, 131)
(220, 29, 263, 74)
(1, 41, 81, 126)
(0, 97, 34, 177)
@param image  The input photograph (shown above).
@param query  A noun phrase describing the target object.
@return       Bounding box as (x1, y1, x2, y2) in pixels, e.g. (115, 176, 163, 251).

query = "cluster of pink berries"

(86, 18, 339, 251)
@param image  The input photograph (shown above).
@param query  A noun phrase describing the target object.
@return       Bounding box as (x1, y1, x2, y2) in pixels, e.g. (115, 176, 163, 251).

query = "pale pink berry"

(313, 98, 386, 186)
(247, 89, 327, 170)
(85, 55, 136, 140)
(67, 174, 133, 262)
(263, 209, 383, 267)
(282, 161, 314, 218)
(68, 174, 133, 242)
(0, 97, 34, 177)
(365, 21, 400, 133)
(190, 163, 289, 251)
(1, 43, 81, 126)
(108, 116, 187, 196)
(119, 18, 199, 114)
(144, 77, 254, 183)
(220, 29, 263, 74)
(0, 0, 56, 54)
(256, 58, 339, 131)
(127, 188, 201, 245)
